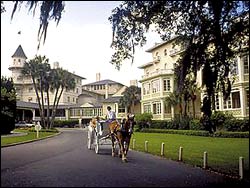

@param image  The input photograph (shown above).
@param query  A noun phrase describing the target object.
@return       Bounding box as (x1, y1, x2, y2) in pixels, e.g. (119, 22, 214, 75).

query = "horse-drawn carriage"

(87, 114, 136, 162)
(87, 119, 111, 154)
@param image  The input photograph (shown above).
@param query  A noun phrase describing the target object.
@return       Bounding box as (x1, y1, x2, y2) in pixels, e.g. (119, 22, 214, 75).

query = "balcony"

(169, 44, 187, 57)
(141, 69, 174, 80)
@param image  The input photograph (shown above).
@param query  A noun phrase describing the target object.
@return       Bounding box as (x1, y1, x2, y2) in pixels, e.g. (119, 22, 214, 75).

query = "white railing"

(142, 69, 174, 80)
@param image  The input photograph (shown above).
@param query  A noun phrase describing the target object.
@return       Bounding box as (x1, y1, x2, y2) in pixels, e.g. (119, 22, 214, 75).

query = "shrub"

(1, 77, 16, 135)
(150, 120, 169, 129)
(140, 128, 249, 138)
(211, 111, 234, 130)
(190, 119, 204, 130)
(135, 113, 153, 130)
(224, 118, 249, 132)
(53, 120, 78, 128)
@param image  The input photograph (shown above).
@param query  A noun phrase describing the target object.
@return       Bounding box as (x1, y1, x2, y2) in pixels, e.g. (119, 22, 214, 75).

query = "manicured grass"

(1, 129, 58, 147)
(131, 132, 249, 178)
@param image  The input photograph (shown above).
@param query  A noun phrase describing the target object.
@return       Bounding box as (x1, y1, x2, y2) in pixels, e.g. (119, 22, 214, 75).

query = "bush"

(53, 120, 78, 128)
(135, 113, 153, 130)
(150, 120, 169, 129)
(140, 128, 249, 138)
(1, 77, 16, 135)
(28, 127, 59, 133)
(190, 119, 204, 130)
(211, 111, 234, 130)
(224, 118, 249, 132)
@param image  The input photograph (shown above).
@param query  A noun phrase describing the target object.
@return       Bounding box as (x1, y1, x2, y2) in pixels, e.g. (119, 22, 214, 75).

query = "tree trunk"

(50, 87, 60, 128)
(51, 87, 64, 128)
(192, 99, 196, 118)
(31, 76, 44, 127)
(46, 89, 50, 129)
(39, 77, 46, 128)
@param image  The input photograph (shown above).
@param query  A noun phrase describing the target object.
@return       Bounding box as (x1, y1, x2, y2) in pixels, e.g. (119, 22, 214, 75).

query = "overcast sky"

(1, 1, 162, 86)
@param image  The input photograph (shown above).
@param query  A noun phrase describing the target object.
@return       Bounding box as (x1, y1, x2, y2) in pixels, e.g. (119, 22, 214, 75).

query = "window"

(28, 97, 32, 102)
(231, 58, 238, 75)
(164, 103, 171, 114)
(223, 91, 241, 109)
(232, 91, 241, 108)
(118, 104, 125, 113)
(246, 90, 249, 108)
(67, 96, 70, 102)
(164, 49, 167, 56)
(163, 79, 171, 92)
(152, 79, 160, 93)
(143, 104, 151, 113)
(18, 59, 21, 62)
(28, 87, 33, 92)
(223, 95, 232, 109)
(243, 55, 249, 74)
(153, 102, 161, 114)
(76, 88, 79, 93)
(215, 93, 220, 110)
(144, 82, 150, 95)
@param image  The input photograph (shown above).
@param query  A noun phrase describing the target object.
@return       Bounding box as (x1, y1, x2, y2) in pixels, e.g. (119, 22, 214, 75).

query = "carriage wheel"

(94, 134, 99, 154)
(87, 130, 91, 150)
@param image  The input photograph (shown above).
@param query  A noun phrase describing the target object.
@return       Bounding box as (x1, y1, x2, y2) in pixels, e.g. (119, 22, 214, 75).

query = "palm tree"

(50, 69, 76, 128)
(22, 59, 44, 126)
(120, 85, 141, 114)
(182, 73, 200, 118)
(165, 91, 182, 118)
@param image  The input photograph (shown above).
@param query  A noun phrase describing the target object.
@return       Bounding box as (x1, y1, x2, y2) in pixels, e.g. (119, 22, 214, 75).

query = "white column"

(161, 99, 164, 120)
(65, 109, 69, 120)
(238, 56, 244, 82)
(32, 109, 35, 121)
(240, 87, 246, 117)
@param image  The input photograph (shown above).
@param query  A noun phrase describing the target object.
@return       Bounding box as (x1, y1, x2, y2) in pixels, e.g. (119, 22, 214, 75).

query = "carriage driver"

(106, 106, 116, 122)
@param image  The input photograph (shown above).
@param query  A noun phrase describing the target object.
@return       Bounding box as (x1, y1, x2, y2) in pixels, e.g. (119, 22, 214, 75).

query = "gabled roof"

(102, 96, 122, 103)
(12, 45, 27, 59)
(145, 35, 181, 53)
(83, 79, 124, 86)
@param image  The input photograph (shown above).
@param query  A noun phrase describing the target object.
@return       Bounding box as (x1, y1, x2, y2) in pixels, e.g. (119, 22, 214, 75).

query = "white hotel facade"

(138, 36, 249, 120)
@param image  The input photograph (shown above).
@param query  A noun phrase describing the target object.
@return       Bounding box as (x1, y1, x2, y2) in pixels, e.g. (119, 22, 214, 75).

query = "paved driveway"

(1, 128, 248, 187)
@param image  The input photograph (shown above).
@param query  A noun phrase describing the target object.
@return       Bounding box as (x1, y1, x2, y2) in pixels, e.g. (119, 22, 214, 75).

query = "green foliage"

(210, 111, 234, 130)
(139, 128, 249, 138)
(110, 1, 249, 121)
(10, 1, 65, 49)
(224, 118, 249, 132)
(150, 120, 168, 129)
(53, 120, 78, 128)
(135, 113, 153, 130)
(119, 85, 141, 113)
(28, 127, 59, 133)
(189, 118, 204, 130)
(131, 132, 249, 178)
(1, 77, 16, 134)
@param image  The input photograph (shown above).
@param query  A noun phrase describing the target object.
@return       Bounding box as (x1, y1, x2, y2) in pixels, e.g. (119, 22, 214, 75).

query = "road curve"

(1, 128, 248, 187)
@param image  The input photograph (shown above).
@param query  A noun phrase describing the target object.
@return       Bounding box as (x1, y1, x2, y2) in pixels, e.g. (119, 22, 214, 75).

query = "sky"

(1, 1, 162, 87)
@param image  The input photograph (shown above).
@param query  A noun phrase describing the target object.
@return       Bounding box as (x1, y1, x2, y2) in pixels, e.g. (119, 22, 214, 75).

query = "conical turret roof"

(11, 45, 27, 59)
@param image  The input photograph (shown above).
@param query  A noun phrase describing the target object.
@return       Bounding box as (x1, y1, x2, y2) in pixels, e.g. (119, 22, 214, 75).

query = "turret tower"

(9, 45, 27, 83)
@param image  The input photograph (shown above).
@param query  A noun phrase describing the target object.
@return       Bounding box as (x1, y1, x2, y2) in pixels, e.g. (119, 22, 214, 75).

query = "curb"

(1, 131, 62, 148)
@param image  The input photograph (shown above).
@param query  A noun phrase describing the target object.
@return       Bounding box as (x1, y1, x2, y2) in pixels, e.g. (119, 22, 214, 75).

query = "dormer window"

(164, 49, 167, 56)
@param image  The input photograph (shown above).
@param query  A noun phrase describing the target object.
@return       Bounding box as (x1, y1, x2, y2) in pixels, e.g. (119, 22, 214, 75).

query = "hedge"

(138, 128, 249, 138)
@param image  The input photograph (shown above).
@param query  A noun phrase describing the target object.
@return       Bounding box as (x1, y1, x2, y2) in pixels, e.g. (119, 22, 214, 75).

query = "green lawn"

(1, 129, 58, 147)
(131, 132, 249, 178)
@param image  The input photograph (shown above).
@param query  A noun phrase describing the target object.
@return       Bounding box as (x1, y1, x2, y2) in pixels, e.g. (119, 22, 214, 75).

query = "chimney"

(130, 80, 138, 87)
(105, 83, 108, 99)
(53, 62, 59, 69)
(96, 73, 101, 81)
